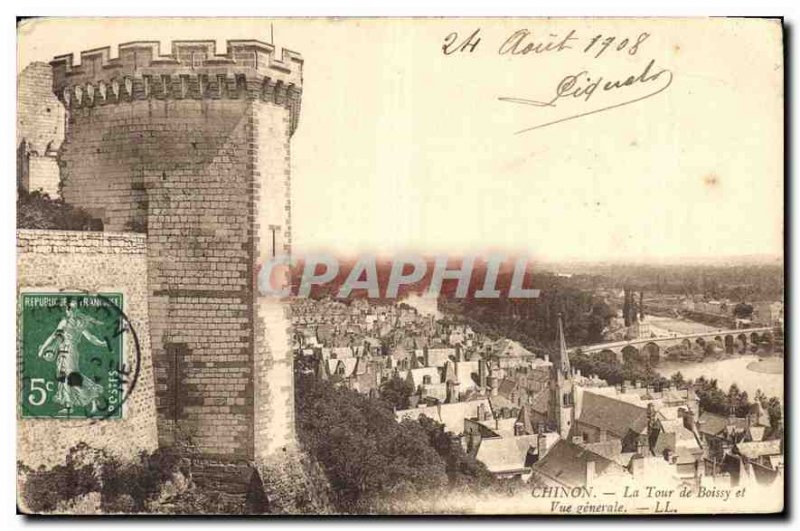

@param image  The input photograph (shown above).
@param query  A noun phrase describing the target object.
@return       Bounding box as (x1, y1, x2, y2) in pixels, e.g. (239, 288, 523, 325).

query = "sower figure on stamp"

(37, 300, 106, 415)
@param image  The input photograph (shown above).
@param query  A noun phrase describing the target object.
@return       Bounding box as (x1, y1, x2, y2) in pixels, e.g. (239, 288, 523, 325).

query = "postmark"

(19, 291, 141, 421)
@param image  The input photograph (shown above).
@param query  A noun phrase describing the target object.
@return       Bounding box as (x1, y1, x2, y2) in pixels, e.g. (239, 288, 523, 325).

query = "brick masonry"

(49, 40, 303, 461)
(17, 229, 158, 469)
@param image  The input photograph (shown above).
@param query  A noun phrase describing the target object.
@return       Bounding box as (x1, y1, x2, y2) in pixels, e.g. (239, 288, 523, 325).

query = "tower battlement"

(51, 40, 302, 115)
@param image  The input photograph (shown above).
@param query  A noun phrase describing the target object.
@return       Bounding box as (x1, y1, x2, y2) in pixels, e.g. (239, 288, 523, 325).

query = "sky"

(17, 17, 784, 263)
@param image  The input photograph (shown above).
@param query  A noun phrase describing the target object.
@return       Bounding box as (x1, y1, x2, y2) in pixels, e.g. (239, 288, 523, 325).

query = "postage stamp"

(19, 293, 125, 420)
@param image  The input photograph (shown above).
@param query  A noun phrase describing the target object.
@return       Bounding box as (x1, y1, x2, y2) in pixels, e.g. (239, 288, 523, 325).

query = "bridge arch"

(736, 334, 748, 353)
(695, 337, 706, 350)
(724, 335, 734, 354)
(621, 345, 640, 364)
(642, 342, 660, 364)
(759, 332, 774, 354)
(597, 349, 619, 364)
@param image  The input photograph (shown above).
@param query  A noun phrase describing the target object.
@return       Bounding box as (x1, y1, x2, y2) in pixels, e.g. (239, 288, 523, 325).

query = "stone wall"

(17, 229, 157, 469)
(50, 40, 303, 460)
(17, 62, 64, 196)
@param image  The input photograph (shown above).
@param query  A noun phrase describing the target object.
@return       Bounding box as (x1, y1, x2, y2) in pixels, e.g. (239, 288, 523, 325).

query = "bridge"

(569, 326, 781, 364)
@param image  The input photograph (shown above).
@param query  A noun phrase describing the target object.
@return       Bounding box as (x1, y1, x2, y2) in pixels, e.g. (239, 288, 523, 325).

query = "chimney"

(478, 359, 488, 389)
(477, 403, 485, 421)
(585, 461, 596, 485)
(514, 421, 523, 436)
(446, 380, 457, 404)
(537, 431, 549, 459)
(488, 376, 498, 396)
(636, 434, 648, 455)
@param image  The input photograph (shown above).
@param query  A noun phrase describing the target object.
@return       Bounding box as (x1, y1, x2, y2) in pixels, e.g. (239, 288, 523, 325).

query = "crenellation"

(51, 40, 303, 98)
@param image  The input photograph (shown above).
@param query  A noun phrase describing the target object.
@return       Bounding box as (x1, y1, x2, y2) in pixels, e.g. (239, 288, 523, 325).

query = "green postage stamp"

(19, 293, 124, 420)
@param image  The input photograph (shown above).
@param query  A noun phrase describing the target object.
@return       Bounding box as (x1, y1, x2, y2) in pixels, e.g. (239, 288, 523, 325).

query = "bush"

(17, 443, 235, 515)
(17, 188, 99, 231)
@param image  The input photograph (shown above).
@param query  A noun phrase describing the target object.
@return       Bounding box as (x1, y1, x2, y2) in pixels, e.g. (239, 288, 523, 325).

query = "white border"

(3, 2, 796, 529)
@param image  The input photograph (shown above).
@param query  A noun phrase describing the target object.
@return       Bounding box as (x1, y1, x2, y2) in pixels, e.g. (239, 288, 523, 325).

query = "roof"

(489, 394, 516, 412)
(736, 440, 782, 460)
(498, 378, 518, 397)
(389, 345, 412, 360)
(475, 435, 538, 474)
(492, 339, 534, 358)
(578, 391, 649, 437)
(656, 407, 683, 421)
(406, 367, 441, 388)
(530, 389, 550, 415)
(478, 418, 519, 438)
(582, 439, 623, 460)
(748, 426, 767, 442)
(326, 358, 358, 378)
(532, 439, 624, 487)
(454, 361, 479, 391)
(653, 422, 702, 458)
(396, 399, 493, 435)
(426, 348, 455, 367)
(697, 411, 749, 437)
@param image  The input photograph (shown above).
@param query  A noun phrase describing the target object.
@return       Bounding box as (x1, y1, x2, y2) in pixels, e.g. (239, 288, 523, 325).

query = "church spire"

(556, 313, 570, 376)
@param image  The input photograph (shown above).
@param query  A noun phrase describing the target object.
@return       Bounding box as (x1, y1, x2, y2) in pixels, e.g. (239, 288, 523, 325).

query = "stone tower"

(17, 62, 64, 196)
(50, 40, 303, 463)
(549, 315, 574, 439)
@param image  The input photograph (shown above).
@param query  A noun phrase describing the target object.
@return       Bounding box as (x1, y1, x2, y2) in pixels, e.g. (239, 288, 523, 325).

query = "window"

(268, 225, 281, 257)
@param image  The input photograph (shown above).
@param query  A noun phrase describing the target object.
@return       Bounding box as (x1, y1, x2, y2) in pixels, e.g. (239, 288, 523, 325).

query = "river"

(655, 354, 783, 401)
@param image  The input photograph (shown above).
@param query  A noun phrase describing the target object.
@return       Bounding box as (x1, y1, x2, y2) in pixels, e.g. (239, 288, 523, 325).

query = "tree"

(295, 373, 448, 511)
(570, 351, 668, 388)
(764, 396, 783, 432)
(670, 372, 686, 387)
(733, 302, 754, 320)
(380, 375, 414, 410)
(416, 415, 495, 490)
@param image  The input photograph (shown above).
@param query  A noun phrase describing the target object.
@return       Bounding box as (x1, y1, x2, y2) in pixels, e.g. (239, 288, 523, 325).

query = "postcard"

(16, 17, 784, 515)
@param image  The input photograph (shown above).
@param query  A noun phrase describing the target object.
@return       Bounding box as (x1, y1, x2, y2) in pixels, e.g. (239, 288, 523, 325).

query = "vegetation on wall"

(17, 443, 243, 514)
(17, 189, 100, 231)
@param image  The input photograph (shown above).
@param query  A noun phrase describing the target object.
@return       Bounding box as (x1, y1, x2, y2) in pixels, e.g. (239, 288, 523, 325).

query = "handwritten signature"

(499, 59, 673, 133)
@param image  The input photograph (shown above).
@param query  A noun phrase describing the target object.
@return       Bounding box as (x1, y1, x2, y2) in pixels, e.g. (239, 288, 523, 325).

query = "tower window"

(268, 225, 281, 257)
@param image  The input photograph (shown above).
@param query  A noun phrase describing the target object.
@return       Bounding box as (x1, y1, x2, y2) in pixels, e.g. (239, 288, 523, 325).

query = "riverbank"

(655, 355, 783, 400)
(747, 357, 784, 375)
